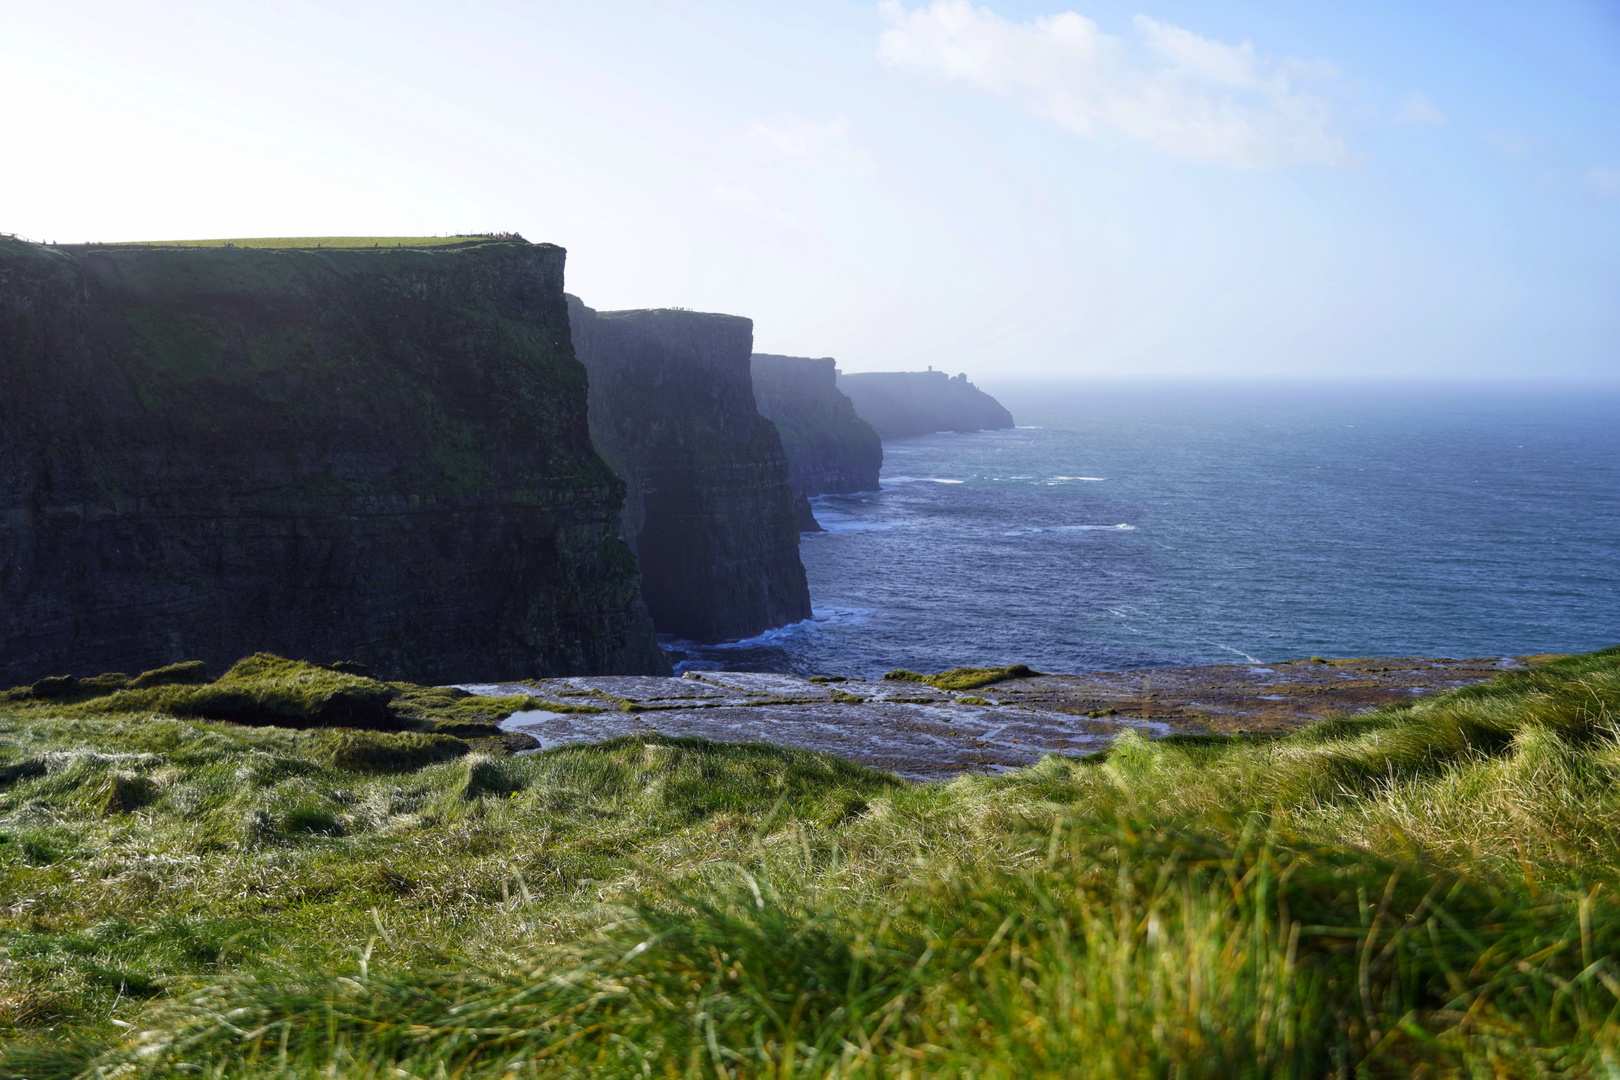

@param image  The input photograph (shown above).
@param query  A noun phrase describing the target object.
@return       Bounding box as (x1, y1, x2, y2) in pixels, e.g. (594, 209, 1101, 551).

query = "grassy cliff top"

(82, 234, 525, 250)
(4, 647, 1620, 1076)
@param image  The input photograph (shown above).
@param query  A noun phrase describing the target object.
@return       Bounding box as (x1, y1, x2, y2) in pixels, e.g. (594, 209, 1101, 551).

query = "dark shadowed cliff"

(568, 297, 812, 642)
(751, 354, 882, 528)
(837, 369, 1014, 437)
(0, 236, 668, 685)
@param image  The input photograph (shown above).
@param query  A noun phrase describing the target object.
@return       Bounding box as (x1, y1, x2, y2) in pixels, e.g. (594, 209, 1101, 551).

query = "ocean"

(665, 383, 1620, 678)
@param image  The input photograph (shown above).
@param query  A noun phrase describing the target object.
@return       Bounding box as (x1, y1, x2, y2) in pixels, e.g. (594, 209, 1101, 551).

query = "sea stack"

(569, 296, 812, 642)
(751, 354, 882, 531)
(836, 369, 1014, 437)
(0, 236, 668, 685)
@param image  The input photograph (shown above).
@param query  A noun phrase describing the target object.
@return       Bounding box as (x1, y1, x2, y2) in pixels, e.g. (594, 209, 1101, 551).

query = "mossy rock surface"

(4, 654, 546, 744)
(883, 663, 1042, 691)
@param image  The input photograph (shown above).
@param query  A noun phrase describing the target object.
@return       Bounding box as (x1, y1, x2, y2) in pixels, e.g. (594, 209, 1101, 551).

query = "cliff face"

(750, 354, 882, 503)
(0, 237, 668, 686)
(836, 370, 1014, 438)
(569, 297, 811, 643)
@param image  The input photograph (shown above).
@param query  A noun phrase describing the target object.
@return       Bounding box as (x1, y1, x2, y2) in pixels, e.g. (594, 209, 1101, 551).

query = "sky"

(2, 0, 1617, 380)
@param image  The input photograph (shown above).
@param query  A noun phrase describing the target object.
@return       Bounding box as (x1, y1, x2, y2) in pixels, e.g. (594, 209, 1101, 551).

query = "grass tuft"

(315, 731, 469, 774)
(459, 755, 527, 800)
(883, 662, 1042, 690)
(126, 661, 211, 689)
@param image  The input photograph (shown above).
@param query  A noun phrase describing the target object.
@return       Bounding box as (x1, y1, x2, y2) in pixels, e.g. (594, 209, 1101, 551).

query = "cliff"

(836, 369, 1014, 437)
(750, 354, 882, 514)
(0, 236, 668, 686)
(568, 297, 812, 642)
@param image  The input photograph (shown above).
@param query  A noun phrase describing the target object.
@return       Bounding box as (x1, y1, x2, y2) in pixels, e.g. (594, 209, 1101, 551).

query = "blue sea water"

(667, 383, 1620, 678)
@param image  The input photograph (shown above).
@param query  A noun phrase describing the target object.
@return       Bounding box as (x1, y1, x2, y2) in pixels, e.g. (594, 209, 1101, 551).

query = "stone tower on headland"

(836, 369, 1014, 437)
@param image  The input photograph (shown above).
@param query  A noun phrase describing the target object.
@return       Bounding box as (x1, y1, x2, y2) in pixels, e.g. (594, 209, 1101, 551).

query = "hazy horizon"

(3, 0, 1615, 381)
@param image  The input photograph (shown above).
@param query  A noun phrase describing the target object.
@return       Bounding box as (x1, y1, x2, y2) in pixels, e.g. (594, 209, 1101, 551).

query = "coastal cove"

(668, 382, 1620, 678)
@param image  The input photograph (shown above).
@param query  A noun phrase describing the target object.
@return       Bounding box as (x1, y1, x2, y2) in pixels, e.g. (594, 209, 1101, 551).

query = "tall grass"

(2, 648, 1618, 1078)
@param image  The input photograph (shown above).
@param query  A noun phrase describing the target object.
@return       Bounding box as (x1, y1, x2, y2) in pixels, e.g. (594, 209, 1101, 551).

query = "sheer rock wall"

(0, 237, 667, 685)
(750, 353, 882, 516)
(569, 297, 811, 643)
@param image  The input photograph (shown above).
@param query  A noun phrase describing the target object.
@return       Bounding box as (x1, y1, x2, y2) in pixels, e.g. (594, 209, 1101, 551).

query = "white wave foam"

(1004, 523, 1135, 536)
(882, 476, 965, 486)
(810, 515, 900, 533)
(1049, 476, 1107, 482)
(664, 606, 871, 656)
(1209, 643, 1263, 663)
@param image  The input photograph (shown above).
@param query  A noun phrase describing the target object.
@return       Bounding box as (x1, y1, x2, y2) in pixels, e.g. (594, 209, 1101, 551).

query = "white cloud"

(1483, 130, 1530, 158)
(709, 183, 810, 232)
(1588, 167, 1620, 199)
(748, 113, 855, 158)
(875, 0, 1345, 169)
(1395, 93, 1446, 125)
(1278, 56, 1341, 81)
(1135, 16, 1260, 88)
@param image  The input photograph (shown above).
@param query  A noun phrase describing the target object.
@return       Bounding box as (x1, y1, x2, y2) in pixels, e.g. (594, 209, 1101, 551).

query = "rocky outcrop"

(568, 297, 811, 642)
(491, 656, 1514, 781)
(0, 236, 668, 686)
(836, 369, 1014, 437)
(751, 354, 882, 519)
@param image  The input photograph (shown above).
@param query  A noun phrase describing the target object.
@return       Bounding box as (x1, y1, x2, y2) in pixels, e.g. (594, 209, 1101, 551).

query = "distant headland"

(837, 367, 1014, 437)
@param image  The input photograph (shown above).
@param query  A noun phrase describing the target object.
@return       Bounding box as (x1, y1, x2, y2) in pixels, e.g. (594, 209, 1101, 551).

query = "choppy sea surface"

(666, 383, 1620, 678)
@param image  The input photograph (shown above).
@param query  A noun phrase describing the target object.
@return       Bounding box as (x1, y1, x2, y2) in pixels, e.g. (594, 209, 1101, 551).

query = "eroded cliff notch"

(0, 236, 667, 685)
(568, 296, 812, 643)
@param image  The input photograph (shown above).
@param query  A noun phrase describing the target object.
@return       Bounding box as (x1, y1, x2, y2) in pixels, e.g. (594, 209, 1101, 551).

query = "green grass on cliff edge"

(3, 648, 1620, 1077)
(96, 235, 518, 250)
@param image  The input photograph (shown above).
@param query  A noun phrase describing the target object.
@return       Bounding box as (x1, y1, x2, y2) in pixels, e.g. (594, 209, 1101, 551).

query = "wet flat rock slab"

(478, 657, 1530, 782)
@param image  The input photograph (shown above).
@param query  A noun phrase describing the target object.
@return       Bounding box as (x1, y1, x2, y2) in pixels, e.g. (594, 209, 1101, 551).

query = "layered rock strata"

(0, 236, 667, 685)
(837, 369, 1014, 437)
(568, 297, 812, 642)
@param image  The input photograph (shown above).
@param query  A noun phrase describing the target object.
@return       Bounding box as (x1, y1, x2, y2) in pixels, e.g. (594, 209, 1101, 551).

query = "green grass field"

(2, 647, 1619, 1078)
(89, 235, 519, 250)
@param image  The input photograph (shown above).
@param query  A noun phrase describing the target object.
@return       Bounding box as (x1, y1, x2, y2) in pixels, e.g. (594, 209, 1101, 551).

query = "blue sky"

(2, 0, 1615, 379)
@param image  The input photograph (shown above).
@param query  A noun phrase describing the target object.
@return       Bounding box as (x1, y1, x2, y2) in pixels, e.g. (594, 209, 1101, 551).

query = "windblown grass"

(2, 648, 1618, 1077)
